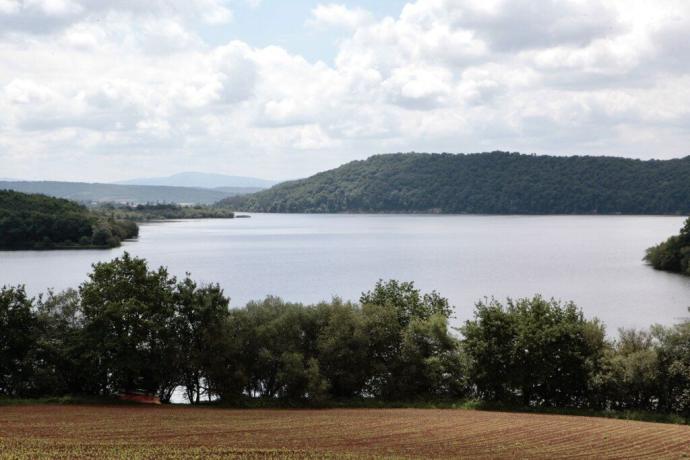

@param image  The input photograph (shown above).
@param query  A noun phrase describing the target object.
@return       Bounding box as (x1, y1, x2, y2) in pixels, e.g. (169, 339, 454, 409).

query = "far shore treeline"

(1, 254, 689, 417)
(222, 152, 690, 214)
(0, 190, 236, 250)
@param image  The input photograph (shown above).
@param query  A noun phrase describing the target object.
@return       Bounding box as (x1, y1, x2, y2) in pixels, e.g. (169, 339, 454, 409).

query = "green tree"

(462, 296, 606, 407)
(461, 299, 517, 402)
(315, 300, 370, 399)
(232, 297, 325, 402)
(361, 280, 459, 400)
(173, 277, 231, 404)
(399, 314, 466, 398)
(654, 322, 690, 415)
(204, 309, 252, 402)
(360, 280, 452, 328)
(78, 253, 177, 395)
(595, 329, 659, 411)
(33, 289, 87, 396)
(0, 286, 39, 397)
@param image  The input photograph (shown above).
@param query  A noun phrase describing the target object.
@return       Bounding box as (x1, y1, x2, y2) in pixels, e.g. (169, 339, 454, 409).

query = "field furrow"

(0, 406, 688, 459)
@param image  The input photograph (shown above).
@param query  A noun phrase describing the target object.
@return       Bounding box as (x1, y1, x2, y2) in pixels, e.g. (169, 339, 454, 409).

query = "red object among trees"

(119, 391, 161, 405)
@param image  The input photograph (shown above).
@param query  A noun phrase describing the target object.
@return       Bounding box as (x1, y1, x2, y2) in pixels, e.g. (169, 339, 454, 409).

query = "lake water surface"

(1, 214, 689, 332)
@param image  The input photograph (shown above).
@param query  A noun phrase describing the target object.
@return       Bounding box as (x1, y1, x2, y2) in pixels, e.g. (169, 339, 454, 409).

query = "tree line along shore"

(1, 253, 688, 420)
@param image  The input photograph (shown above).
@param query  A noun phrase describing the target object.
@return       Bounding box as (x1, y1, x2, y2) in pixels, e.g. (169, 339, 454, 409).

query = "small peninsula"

(0, 190, 138, 250)
(645, 217, 690, 276)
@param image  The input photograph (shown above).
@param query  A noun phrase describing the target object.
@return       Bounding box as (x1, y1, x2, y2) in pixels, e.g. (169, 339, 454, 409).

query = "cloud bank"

(1, 0, 690, 181)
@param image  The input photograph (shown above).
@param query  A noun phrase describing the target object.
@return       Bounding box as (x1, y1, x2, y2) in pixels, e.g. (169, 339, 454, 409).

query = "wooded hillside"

(223, 152, 690, 214)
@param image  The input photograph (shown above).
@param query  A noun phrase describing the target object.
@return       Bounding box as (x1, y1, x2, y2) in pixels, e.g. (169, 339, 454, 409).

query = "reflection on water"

(1, 214, 688, 332)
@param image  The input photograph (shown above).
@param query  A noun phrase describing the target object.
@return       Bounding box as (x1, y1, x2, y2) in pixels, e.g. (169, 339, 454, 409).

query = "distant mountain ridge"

(222, 152, 690, 215)
(0, 181, 247, 205)
(116, 172, 276, 189)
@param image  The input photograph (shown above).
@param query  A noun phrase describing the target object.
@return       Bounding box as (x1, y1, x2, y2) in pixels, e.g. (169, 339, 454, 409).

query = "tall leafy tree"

(79, 253, 177, 395)
(33, 289, 86, 396)
(462, 296, 606, 407)
(654, 322, 690, 415)
(360, 280, 459, 400)
(0, 286, 39, 397)
(173, 277, 231, 404)
(315, 300, 370, 399)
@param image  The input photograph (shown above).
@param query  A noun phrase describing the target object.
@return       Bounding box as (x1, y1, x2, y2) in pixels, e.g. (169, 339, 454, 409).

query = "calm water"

(1, 214, 688, 332)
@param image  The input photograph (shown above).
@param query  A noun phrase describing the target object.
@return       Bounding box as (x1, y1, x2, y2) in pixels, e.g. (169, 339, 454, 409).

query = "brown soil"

(0, 405, 688, 459)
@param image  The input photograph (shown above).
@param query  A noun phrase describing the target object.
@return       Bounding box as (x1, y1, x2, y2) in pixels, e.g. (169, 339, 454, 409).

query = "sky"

(1, 0, 690, 182)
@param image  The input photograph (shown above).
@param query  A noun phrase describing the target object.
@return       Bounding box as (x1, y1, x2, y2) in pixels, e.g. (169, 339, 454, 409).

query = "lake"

(1, 214, 688, 332)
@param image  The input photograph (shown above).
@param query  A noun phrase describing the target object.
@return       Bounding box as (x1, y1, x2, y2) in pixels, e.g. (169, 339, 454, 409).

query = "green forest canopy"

(222, 152, 690, 214)
(0, 190, 138, 249)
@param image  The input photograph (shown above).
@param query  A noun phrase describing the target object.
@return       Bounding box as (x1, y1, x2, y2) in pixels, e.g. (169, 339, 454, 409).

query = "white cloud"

(0, 0, 19, 15)
(30, 0, 83, 16)
(308, 3, 373, 30)
(2, 0, 690, 181)
(382, 65, 454, 109)
(201, 1, 233, 24)
(0, 0, 233, 37)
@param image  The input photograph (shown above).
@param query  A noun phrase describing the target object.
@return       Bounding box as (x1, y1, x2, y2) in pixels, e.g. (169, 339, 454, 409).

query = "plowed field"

(0, 405, 688, 459)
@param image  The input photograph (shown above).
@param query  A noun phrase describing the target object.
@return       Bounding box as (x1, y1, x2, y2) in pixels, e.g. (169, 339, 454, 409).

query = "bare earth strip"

(0, 405, 689, 459)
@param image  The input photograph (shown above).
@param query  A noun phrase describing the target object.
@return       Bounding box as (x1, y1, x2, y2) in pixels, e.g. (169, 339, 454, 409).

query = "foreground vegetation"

(1, 254, 689, 419)
(93, 203, 235, 221)
(646, 217, 690, 276)
(223, 152, 690, 214)
(0, 190, 138, 249)
(1, 405, 688, 459)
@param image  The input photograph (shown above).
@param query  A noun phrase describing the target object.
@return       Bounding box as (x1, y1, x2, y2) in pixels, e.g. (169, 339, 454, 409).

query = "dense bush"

(1, 254, 689, 417)
(645, 217, 690, 276)
(222, 152, 690, 215)
(0, 190, 138, 249)
(462, 296, 606, 407)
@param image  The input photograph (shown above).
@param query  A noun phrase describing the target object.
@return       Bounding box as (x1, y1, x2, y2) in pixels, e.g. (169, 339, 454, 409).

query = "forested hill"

(0, 190, 138, 249)
(222, 152, 690, 214)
